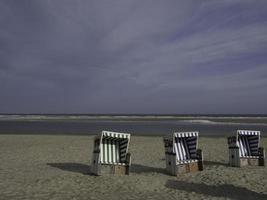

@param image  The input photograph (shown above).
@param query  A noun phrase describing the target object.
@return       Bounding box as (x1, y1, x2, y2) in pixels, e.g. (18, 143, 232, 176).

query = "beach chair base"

(229, 147, 265, 167)
(176, 162, 202, 174)
(99, 164, 130, 175)
(240, 158, 259, 167)
(91, 152, 131, 175)
(165, 153, 203, 175)
(91, 163, 130, 175)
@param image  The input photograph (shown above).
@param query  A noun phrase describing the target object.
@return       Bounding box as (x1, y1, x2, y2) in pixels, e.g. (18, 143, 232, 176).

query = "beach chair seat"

(91, 131, 131, 175)
(163, 131, 203, 175)
(228, 130, 265, 167)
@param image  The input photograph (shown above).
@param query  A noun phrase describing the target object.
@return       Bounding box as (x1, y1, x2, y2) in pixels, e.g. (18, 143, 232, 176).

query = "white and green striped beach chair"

(91, 131, 131, 175)
(228, 130, 265, 167)
(163, 131, 203, 175)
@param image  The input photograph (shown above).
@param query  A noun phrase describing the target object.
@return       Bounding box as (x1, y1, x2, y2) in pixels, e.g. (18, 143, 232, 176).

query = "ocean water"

(0, 115, 267, 136)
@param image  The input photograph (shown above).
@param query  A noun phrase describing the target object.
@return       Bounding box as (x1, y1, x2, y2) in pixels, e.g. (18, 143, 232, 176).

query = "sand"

(0, 135, 266, 200)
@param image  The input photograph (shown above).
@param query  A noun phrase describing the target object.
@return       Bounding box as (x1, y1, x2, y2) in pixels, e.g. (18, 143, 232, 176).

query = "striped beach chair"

(228, 130, 265, 167)
(163, 131, 203, 175)
(91, 131, 131, 175)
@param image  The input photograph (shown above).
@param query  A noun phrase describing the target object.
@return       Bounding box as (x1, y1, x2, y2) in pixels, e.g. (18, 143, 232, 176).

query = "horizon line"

(0, 113, 267, 116)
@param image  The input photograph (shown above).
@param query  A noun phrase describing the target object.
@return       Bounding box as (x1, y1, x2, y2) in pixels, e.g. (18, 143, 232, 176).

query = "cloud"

(0, 0, 267, 113)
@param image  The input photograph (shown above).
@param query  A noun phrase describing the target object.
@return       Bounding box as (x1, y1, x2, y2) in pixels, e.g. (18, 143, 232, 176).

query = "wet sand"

(0, 135, 266, 200)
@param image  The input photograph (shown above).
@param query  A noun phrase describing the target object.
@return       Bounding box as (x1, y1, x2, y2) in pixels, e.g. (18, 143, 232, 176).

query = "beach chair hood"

(236, 130, 260, 158)
(99, 131, 130, 164)
(173, 132, 199, 164)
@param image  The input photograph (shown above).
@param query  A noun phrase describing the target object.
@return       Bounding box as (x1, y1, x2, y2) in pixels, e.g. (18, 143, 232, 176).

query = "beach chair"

(228, 130, 265, 167)
(163, 131, 203, 175)
(91, 131, 131, 175)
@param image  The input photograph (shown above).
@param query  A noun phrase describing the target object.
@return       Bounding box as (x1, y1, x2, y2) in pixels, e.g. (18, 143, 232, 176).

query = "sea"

(0, 114, 267, 136)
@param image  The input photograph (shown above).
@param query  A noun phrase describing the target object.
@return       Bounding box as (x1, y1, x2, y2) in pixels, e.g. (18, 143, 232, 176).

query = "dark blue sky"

(0, 0, 267, 114)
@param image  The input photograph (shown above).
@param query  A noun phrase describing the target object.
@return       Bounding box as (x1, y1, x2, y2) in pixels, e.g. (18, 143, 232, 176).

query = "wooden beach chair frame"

(228, 130, 265, 167)
(91, 131, 131, 175)
(163, 131, 204, 175)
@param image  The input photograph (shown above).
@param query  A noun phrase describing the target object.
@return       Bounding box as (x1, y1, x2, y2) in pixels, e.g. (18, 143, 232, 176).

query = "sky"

(0, 0, 267, 114)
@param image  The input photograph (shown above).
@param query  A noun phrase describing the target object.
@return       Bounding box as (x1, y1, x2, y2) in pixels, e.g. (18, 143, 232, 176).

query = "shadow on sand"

(47, 163, 168, 175)
(47, 163, 93, 175)
(131, 164, 169, 175)
(204, 160, 229, 167)
(165, 180, 267, 200)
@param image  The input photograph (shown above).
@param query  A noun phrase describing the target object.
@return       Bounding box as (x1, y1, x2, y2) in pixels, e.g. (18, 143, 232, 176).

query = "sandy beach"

(0, 135, 266, 200)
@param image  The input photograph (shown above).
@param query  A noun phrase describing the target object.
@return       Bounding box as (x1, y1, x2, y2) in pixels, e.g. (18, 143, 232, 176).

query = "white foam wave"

(180, 119, 267, 126)
(181, 120, 218, 124)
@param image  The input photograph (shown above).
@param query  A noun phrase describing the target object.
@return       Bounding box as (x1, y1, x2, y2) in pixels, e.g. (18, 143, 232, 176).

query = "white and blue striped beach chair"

(91, 131, 131, 175)
(163, 131, 203, 175)
(228, 130, 265, 167)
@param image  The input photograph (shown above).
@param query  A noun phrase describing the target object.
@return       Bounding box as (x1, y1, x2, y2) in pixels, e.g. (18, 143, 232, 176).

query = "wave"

(180, 120, 218, 124)
(180, 119, 267, 126)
